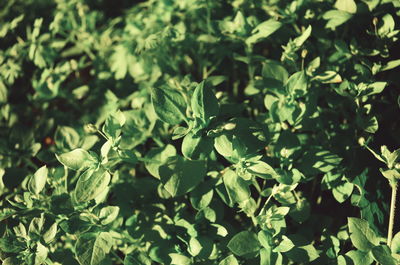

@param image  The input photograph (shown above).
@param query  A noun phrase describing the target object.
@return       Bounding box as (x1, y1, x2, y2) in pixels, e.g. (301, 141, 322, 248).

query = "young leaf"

(56, 148, 98, 171)
(293, 25, 312, 47)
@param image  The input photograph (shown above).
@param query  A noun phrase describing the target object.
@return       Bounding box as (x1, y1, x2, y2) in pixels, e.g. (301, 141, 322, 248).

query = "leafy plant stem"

(388, 181, 398, 247)
(245, 45, 254, 81)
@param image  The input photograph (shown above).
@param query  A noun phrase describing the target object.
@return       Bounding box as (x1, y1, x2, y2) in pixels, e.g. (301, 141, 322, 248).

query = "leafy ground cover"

(1, 0, 400, 264)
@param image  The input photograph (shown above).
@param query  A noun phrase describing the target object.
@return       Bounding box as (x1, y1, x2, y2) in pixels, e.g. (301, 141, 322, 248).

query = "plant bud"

(85, 123, 98, 133)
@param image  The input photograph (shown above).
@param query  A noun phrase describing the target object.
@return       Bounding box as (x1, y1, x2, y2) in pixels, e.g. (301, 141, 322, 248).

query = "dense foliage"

(1, 0, 400, 264)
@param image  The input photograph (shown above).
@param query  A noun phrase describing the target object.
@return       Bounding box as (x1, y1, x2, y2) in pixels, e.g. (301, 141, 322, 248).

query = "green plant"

(1, 0, 400, 264)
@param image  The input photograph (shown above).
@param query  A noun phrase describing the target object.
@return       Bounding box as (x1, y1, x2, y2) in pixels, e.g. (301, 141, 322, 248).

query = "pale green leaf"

(56, 148, 98, 171)
(28, 165, 48, 195)
(348, 217, 379, 251)
(73, 168, 111, 204)
(75, 232, 113, 265)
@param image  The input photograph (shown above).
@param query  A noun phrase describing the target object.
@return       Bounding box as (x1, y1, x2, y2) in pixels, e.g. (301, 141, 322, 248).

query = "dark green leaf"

(227, 231, 261, 256)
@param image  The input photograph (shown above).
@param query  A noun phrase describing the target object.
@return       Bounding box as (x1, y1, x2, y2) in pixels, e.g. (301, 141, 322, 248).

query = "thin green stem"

(388, 182, 397, 247)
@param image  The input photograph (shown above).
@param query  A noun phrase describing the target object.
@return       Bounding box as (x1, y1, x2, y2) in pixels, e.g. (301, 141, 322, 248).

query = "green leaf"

(289, 198, 311, 223)
(43, 223, 57, 244)
(285, 244, 319, 263)
(151, 86, 187, 125)
(258, 231, 273, 249)
(29, 215, 44, 238)
(247, 160, 278, 179)
(2, 257, 23, 265)
(345, 250, 374, 265)
(169, 253, 192, 265)
(286, 71, 307, 98)
(380, 59, 400, 72)
(378, 14, 395, 37)
(159, 156, 206, 197)
(32, 242, 48, 265)
(145, 144, 177, 179)
(223, 169, 250, 203)
(371, 245, 396, 265)
(260, 247, 283, 265)
(348, 217, 379, 251)
(246, 19, 282, 46)
(323, 10, 353, 30)
(190, 182, 214, 210)
(298, 149, 342, 174)
(361, 82, 387, 97)
(273, 236, 294, 253)
(313, 71, 342, 84)
(227, 231, 261, 256)
(293, 25, 312, 47)
(56, 148, 98, 171)
(0, 236, 26, 253)
(103, 110, 126, 140)
(332, 181, 354, 203)
(99, 206, 120, 225)
(28, 165, 48, 195)
(73, 168, 111, 204)
(219, 255, 239, 265)
(262, 60, 289, 83)
(334, 0, 357, 13)
(124, 252, 152, 265)
(214, 134, 235, 161)
(75, 232, 113, 265)
(391, 232, 400, 254)
(181, 132, 214, 160)
(191, 81, 219, 122)
(54, 126, 80, 150)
